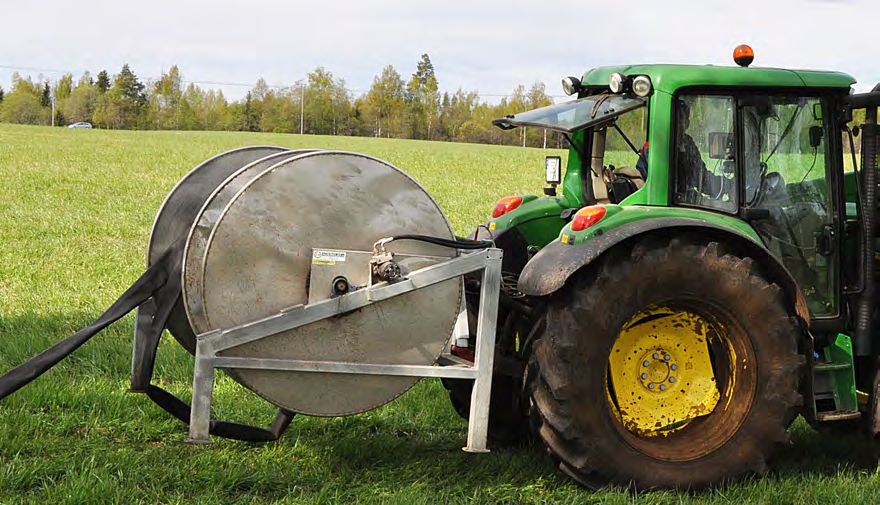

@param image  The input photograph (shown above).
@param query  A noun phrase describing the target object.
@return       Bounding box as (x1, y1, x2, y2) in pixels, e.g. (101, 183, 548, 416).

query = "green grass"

(1, 123, 879, 504)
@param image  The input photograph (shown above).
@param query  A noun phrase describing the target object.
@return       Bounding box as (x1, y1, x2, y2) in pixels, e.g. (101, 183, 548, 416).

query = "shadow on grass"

(280, 413, 880, 495)
(278, 415, 568, 497)
(770, 417, 879, 476)
(4, 311, 880, 497)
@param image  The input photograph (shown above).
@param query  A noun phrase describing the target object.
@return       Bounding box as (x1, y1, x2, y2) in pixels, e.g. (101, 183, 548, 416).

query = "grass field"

(1, 123, 880, 504)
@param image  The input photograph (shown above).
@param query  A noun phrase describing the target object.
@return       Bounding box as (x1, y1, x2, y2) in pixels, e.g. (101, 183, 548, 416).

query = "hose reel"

(0, 146, 502, 452)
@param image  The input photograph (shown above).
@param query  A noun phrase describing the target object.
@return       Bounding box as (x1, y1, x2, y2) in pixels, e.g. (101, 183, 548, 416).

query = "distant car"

(68, 122, 92, 129)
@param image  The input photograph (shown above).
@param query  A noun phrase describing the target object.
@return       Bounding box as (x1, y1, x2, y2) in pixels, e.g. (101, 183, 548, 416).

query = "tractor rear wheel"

(529, 237, 805, 489)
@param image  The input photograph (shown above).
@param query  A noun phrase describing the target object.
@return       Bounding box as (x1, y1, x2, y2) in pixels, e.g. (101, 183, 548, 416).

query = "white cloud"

(1, 0, 877, 100)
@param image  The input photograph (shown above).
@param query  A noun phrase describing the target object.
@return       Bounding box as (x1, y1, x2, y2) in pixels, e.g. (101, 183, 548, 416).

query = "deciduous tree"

(62, 80, 99, 124)
(0, 74, 47, 125)
(362, 65, 405, 138)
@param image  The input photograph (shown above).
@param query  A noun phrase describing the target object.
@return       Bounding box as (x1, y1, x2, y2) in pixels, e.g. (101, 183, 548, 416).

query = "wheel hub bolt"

(659, 384, 667, 391)
(641, 373, 648, 379)
(664, 354, 671, 361)
(648, 383, 655, 389)
(643, 361, 650, 367)
(671, 364, 678, 371)
(669, 377, 676, 383)
(652, 353, 659, 359)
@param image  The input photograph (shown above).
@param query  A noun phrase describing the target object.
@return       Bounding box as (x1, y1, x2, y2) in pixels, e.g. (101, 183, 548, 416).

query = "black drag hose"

(0, 238, 295, 442)
(145, 385, 294, 442)
(0, 247, 178, 400)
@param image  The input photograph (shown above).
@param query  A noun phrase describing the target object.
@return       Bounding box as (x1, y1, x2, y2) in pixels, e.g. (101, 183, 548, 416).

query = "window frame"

(670, 92, 739, 214)
(670, 86, 849, 323)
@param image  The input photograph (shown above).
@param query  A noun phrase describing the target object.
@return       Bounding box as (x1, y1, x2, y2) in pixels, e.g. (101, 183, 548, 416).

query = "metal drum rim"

(181, 149, 320, 333)
(145, 145, 290, 268)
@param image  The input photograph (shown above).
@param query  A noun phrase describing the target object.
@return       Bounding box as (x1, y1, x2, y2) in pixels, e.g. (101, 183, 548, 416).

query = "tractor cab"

(493, 49, 856, 323)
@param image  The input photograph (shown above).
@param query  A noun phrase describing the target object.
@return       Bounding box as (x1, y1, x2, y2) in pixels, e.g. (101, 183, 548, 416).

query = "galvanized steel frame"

(186, 248, 503, 453)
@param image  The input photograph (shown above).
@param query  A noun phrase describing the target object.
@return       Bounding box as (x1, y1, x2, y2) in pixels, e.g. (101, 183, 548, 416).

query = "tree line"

(0, 54, 565, 148)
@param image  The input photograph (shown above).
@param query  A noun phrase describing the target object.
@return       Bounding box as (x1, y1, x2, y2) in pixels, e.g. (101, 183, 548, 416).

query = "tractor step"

(816, 411, 861, 422)
(814, 363, 851, 372)
(812, 334, 858, 419)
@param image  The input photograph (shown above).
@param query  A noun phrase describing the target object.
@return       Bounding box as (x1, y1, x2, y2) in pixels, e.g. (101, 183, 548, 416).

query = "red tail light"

(492, 195, 523, 218)
(571, 206, 607, 231)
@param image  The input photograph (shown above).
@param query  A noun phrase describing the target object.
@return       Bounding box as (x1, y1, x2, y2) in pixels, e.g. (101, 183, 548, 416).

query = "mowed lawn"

(0, 123, 878, 504)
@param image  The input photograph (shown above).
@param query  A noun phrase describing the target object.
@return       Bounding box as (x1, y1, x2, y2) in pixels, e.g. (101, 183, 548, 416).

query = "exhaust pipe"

(855, 87, 879, 356)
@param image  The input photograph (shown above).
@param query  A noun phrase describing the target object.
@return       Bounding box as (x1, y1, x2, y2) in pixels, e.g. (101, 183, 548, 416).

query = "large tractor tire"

(529, 237, 805, 489)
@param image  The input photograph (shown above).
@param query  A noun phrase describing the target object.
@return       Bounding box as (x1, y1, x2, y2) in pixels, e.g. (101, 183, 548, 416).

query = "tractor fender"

(517, 217, 810, 323)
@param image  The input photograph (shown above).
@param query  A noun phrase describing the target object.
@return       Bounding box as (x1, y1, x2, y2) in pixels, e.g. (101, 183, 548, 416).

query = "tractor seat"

(607, 166, 645, 203)
(613, 167, 645, 189)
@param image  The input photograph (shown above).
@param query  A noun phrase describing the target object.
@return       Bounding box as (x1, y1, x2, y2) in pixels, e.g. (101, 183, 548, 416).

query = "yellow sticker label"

(561, 234, 569, 244)
(488, 222, 496, 231)
(312, 250, 346, 265)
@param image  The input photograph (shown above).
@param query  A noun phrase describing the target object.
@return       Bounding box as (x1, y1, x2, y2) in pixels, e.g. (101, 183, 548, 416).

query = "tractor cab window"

(674, 95, 737, 212)
(742, 96, 836, 317)
(492, 94, 646, 134)
(602, 107, 649, 201)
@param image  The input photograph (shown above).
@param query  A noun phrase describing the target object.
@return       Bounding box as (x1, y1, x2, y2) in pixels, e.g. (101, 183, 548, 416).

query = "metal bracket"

(186, 248, 503, 453)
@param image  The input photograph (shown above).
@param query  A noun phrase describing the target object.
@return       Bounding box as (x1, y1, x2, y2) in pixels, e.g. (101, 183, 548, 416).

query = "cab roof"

(582, 64, 855, 93)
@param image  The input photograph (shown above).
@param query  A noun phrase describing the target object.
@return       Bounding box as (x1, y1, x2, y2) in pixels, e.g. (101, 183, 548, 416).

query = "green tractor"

(444, 45, 880, 489)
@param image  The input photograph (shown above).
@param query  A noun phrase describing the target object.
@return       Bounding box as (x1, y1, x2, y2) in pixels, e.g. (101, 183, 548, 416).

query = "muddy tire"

(529, 237, 805, 489)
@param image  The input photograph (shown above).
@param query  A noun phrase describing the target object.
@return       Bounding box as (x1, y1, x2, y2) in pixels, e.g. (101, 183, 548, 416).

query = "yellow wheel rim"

(607, 306, 729, 438)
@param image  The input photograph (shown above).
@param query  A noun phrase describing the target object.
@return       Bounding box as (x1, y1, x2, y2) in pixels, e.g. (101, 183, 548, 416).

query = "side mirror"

(708, 132, 733, 160)
(809, 126, 823, 148)
(545, 156, 562, 184)
(544, 156, 562, 197)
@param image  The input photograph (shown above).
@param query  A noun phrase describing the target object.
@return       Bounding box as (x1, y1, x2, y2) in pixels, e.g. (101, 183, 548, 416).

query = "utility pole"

(51, 95, 55, 127)
(300, 81, 304, 135)
(522, 127, 526, 148)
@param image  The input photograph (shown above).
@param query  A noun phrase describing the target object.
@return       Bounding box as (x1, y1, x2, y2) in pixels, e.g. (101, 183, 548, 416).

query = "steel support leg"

(187, 340, 215, 444)
(464, 249, 502, 453)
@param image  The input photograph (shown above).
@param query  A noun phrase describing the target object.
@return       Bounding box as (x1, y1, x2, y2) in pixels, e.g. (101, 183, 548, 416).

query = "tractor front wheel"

(529, 237, 805, 489)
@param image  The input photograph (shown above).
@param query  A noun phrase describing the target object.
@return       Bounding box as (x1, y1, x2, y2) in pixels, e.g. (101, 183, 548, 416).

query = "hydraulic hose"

(374, 234, 493, 252)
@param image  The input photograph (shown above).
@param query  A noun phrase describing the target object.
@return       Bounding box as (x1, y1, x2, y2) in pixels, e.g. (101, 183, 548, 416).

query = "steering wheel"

(762, 172, 785, 196)
(750, 171, 786, 207)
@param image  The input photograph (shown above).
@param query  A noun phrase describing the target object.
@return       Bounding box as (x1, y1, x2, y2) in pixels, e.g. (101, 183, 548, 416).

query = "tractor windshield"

(492, 94, 646, 134)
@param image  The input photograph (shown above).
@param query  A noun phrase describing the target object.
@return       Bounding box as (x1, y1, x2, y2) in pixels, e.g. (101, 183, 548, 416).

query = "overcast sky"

(1, 0, 876, 102)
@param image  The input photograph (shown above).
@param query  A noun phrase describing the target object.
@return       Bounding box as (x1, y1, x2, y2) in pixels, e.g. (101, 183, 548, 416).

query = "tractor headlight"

(609, 73, 627, 94)
(562, 76, 581, 96)
(632, 75, 652, 97)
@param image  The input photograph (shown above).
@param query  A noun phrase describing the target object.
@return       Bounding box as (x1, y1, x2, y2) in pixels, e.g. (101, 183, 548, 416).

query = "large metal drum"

(147, 146, 292, 353)
(155, 149, 461, 417)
